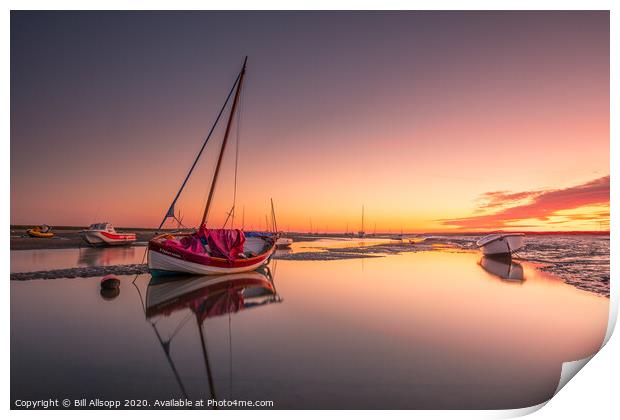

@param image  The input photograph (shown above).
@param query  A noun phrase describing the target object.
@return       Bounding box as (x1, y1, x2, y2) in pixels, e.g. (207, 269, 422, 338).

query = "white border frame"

(3, 2, 617, 419)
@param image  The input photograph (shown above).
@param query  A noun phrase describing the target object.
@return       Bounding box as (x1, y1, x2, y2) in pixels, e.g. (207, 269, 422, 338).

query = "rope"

(169, 312, 193, 341)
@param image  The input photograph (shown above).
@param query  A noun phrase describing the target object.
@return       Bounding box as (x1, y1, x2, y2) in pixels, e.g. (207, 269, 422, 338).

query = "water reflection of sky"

(10, 246, 144, 273)
(11, 250, 608, 409)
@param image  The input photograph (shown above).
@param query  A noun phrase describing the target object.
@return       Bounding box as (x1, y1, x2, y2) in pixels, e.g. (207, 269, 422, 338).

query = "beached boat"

(27, 225, 54, 238)
(149, 230, 275, 276)
(148, 57, 275, 276)
(276, 237, 293, 248)
(476, 233, 525, 256)
(479, 255, 524, 281)
(81, 222, 136, 246)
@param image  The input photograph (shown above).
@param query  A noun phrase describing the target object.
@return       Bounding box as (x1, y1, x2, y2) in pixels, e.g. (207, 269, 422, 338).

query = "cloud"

(440, 176, 610, 229)
(474, 190, 542, 212)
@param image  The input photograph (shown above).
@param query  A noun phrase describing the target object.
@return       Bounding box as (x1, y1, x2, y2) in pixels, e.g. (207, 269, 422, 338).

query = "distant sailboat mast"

(358, 205, 365, 238)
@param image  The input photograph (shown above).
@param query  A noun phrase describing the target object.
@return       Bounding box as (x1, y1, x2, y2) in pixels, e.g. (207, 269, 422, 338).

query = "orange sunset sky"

(11, 11, 609, 232)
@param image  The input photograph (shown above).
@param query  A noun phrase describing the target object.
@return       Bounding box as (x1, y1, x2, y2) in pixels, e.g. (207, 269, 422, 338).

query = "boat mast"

(201, 57, 248, 226)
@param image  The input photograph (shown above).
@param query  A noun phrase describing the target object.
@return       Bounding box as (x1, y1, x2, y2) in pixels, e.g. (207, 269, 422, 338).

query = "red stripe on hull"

(99, 231, 137, 241)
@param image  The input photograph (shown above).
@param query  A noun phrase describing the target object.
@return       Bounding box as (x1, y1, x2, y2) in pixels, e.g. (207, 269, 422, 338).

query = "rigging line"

(231, 81, 243, 229)
(131, 274, 147, 310)
(169, 312, 193, 341)
(129, 275, 188, 399)
(157, 71, 242, 230)
(222, 206, 234, 229)
(151, 323, 190, 400)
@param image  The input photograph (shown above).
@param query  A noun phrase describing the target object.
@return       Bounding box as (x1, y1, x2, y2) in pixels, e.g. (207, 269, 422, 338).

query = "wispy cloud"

(440, 176, 610, 229)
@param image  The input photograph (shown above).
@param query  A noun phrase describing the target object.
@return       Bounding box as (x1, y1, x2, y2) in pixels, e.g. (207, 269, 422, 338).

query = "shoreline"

(10, 242, 420, 281)
(10, 227, 610, 251)
(10, 234, 609, 298)
(9, 229, 337, 251)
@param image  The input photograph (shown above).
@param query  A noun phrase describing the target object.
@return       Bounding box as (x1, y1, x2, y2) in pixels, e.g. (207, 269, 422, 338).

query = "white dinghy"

(476, 233, 525, 256)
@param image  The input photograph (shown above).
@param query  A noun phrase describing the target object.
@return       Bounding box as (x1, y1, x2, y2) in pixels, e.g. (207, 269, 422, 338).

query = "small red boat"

(81, 222, 136, 246)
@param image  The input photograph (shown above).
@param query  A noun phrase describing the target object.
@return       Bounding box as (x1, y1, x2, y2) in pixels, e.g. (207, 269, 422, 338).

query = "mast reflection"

(144, 267, 282, 404)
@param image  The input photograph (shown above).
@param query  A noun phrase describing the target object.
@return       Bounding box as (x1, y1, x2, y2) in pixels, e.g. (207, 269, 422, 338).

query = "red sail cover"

(163, 226, 245, 261)
(205, 228, 245, 261)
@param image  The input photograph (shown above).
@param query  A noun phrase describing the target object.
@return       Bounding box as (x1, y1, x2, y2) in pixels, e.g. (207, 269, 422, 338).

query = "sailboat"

(271, 199, 293, 248)
(148, 57, 276, 276)
(357, 205, 365, 238)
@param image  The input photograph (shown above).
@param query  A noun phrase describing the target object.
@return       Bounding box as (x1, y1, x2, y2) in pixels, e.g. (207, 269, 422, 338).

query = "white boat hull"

(478, 235, 525, 256)
(148, 250, 271, 276)
(81, 231, 136, 246)
(276, 237, 293, 248)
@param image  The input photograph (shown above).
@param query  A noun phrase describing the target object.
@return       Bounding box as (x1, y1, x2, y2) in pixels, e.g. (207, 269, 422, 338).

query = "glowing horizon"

(11, 11, 609, 232)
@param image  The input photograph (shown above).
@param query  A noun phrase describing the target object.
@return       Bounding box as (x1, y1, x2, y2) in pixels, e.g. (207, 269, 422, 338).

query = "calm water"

(10, 246, 145, 273)
(11, 243, 609, 409)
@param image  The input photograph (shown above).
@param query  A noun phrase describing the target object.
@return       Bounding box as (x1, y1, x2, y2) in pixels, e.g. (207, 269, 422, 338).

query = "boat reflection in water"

(77, 246, 137, 267)
(144, 266, 281, 402)
(479, 255, 524, 282)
